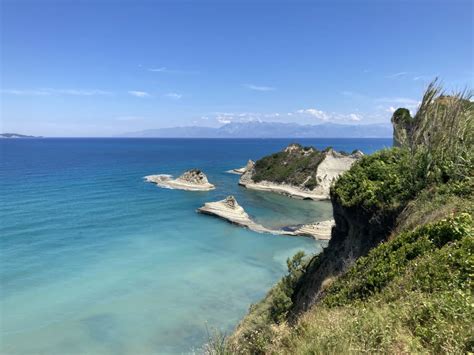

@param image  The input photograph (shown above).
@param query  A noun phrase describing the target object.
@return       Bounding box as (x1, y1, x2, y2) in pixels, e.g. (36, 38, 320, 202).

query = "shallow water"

(0, 138, 390, 354)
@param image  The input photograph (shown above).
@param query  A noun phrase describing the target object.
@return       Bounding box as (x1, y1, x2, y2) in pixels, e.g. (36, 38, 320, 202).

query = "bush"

(332, 148, 418, 211)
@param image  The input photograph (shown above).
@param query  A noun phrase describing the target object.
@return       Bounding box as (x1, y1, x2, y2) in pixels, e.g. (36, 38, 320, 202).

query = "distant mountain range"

(122, 122, 392, 138)
(0, 133, 40, 138)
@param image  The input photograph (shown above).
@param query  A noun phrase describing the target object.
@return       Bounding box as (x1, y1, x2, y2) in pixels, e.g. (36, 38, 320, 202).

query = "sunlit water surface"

(0, 138, 390, 354)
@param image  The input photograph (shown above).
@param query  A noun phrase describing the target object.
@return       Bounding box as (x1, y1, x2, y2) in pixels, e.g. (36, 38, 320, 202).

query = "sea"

(0, 138, 391, 354)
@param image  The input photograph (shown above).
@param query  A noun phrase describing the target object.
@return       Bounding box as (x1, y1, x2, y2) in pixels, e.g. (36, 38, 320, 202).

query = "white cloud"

(148, 67, 168, 72)
(147, 66, 198, 74)
(54, 89, 112, 96)
(2, 89, 51, 96)
(348, 113, 362, 121)
(217, 117, 232, 124)
(214, 112, 263, 125)
(164, 92, 182, 100)
(243, 84, 276, 91)
(208, 109, 367, 126)
(296, 108, 329, 121)
(2, 88, 112, 96)
(386, 72, 408, 79)
(128, 91, 150, 97)
(413, 75, 435, 82)
(296, 108, 364, 123)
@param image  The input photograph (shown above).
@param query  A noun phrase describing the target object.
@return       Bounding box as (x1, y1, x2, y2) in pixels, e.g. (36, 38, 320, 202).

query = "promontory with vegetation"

(239, 145, 362, 200)
(207, 81, 473, 354)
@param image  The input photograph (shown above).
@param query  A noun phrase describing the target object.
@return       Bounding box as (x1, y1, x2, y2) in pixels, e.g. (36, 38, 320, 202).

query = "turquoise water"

(0, 138, 390, 354)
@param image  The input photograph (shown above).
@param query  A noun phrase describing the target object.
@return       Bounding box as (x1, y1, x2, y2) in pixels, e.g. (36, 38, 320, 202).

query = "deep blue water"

(0, 138, 391, 354)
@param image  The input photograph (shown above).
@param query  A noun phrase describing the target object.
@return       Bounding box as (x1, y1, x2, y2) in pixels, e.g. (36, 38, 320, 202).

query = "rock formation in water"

(239, 144, 362, 200)
(144, 169, 215, 191)
(198, 195, 333, 239)
(227, 160, 255, 175)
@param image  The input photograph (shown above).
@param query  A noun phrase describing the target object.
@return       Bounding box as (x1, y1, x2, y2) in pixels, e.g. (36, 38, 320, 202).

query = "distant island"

(0, 133, 41, 138)
(122, 121, 392, 138)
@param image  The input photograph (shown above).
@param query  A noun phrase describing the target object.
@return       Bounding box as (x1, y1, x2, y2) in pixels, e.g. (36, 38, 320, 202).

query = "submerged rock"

(144, 169, 215, 191)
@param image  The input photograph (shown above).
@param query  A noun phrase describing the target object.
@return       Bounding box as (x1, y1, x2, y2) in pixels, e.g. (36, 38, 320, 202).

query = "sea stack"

(145, 169, 215, 191)
(197, 195, 271, 232)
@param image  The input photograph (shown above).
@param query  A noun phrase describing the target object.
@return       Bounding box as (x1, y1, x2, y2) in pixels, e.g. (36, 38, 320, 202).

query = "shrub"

(332, 148, 417, 211)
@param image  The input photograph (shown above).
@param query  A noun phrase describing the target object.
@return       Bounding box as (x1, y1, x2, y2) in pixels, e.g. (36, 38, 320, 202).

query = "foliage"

(252, 144, 326, 188)
(334, 80, 473, 214)
(332, 148, 418, 211)
(223, 251, 310, 354)
(221, 82, 474, 354)
(322, 214, 472, 307)
(267, 219, 473, 354)
(213, 214, 473, 354)
(402, 80, 473, 184)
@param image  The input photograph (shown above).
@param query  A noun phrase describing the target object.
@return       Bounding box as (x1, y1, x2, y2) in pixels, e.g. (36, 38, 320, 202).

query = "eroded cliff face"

(290, 193, 400, 316)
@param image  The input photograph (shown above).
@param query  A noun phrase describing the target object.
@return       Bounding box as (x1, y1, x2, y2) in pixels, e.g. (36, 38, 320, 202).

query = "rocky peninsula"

(197, 195, 333, 240)
(145, 169, 215, 191)
(239, 144, 362, 200)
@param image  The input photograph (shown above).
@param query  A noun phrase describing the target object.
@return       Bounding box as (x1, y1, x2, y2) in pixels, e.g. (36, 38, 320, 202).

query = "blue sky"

(1, 0, 472, 137)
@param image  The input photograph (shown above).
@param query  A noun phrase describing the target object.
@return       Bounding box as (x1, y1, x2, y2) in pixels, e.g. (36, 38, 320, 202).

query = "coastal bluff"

(198, 195, 333, 240)
(239, 144, 363, 200)
(145, 169, 215, 191)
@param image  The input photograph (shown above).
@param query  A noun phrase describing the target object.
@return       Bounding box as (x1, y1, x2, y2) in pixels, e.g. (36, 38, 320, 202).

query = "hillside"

(208, 81, 473, 354)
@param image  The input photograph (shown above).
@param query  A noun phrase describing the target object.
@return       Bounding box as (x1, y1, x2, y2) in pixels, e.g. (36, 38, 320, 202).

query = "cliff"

(239, 144, 362, 200)
(215, 82, 473, 354)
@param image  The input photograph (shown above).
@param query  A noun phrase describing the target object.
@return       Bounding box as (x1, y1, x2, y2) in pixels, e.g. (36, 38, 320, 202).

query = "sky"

(1, 0, 473, 137)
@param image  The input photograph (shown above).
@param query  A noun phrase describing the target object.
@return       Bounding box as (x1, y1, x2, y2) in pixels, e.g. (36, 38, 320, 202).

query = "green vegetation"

(265, 216, 473, 354)
(206, 82, 473, 354)
(322, 214, 472, 307)
(224, 252, 311, 354)
(333, 80, 473, 213)
(252, 144, 326, 188)
(332, 148, 416, 211)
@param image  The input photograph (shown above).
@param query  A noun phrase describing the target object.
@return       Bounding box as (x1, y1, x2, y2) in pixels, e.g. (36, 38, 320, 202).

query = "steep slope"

(210, 82, 473, 354)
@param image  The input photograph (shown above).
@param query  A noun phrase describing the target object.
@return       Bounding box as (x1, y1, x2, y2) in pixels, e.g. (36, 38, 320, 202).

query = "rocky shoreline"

(197, 196, 333, 240)
(239, 148, 362, 200)
(145, 169, 215, 191)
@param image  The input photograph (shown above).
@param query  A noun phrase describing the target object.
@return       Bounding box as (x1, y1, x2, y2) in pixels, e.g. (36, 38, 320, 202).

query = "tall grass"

(407, 79, 473, 184)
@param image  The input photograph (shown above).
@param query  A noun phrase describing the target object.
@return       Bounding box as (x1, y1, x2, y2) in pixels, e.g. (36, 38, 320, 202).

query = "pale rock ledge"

(226, 160, 255, 175)
(197, 195, 333, 240)
(145, 169, 215, 191)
